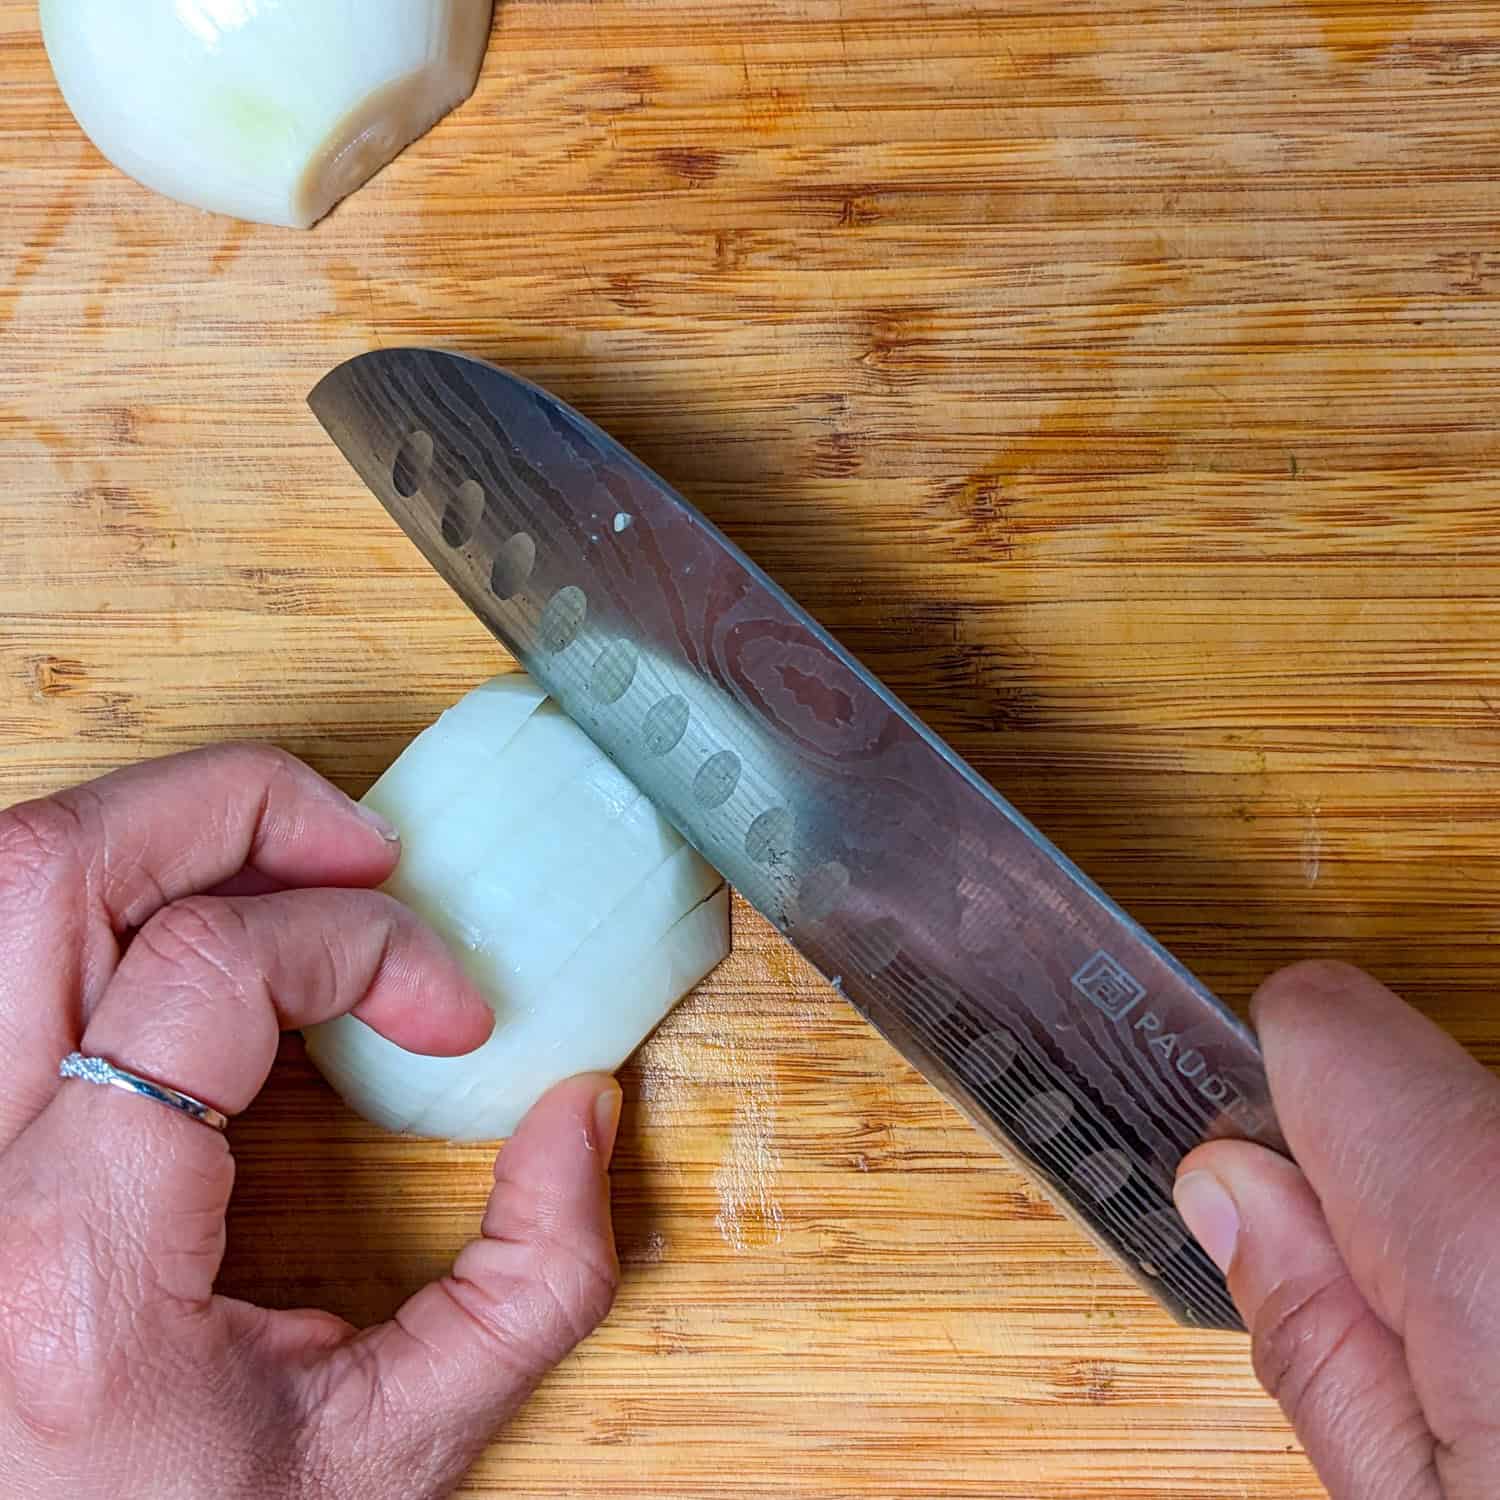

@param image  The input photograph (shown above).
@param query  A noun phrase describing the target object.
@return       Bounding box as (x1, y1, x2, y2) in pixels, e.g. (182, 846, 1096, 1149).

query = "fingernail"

(352, 800, 402, 844)
(593, 1082, 622, 1167)
(1174, 1170, 1241, 1273)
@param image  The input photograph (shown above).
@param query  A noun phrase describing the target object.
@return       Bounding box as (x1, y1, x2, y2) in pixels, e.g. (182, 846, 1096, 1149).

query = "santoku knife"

(309, 347, 1284, 1330)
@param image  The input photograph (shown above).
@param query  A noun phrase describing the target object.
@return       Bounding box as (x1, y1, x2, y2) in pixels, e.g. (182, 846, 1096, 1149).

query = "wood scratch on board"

(713, 1037, 785, 1252)
(1300, 802, 1323, 887)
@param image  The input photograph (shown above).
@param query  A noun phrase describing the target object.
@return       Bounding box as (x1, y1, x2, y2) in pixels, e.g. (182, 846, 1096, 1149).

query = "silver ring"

(58, 1052, 231, 1133)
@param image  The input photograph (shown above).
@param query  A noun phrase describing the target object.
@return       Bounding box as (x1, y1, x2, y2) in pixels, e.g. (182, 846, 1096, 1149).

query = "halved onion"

(39, 0, 494, 228)
(304, 672, 732, 1141)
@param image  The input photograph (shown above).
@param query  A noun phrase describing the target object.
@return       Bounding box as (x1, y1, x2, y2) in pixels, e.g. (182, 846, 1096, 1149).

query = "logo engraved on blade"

(1075, 951, 1268, 1138)
(1072, 950, 1147, 1021)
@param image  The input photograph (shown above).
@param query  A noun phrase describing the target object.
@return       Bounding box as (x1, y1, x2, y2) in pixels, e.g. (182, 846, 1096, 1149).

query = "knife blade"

(309, 346, 1284, 1330)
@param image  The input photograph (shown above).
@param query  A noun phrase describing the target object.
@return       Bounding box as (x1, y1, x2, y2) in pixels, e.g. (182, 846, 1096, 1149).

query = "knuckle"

(203, 739, 300, 778)
(195, 740, 310, 818)
(0, 800, 83, 903)
(454, 1231, 619, 1372)
(487, 1178, 621, 1337)
(1250, 1268, 1362, 1431)
(135, 896, 252, 989)
(544, 1234, 620, 1337)
(219, 740, 317, 808)
(523, 1229, 620, 1349)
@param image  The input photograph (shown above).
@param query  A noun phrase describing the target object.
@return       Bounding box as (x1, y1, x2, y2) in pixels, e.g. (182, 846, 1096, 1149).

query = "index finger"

(1254, 960, 1500, 1441)
(5, 741, 400, 935)
(0, 742, 400, 1146)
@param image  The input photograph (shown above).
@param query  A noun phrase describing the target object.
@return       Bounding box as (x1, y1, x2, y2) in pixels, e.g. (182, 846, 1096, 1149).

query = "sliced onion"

(305, 672, 731, 1141)
(39, 0, 494, 228)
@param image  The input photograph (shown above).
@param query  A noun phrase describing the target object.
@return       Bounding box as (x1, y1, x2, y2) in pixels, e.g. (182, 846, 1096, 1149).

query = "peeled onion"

(39, 0, 494, 229)
(304, 672, 731, 1141)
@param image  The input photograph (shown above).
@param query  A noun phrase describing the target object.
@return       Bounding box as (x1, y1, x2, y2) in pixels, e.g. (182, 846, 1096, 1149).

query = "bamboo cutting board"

(4, 1, 1500, 1494)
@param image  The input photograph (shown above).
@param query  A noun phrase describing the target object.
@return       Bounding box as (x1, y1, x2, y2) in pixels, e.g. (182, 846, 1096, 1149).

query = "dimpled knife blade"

(310, 347, 1284, 1330)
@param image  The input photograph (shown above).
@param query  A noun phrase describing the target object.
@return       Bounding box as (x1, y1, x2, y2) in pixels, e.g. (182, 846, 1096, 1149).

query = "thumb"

(1174, 1142, 1440, 1500)
(305, 1074, 622, 1498)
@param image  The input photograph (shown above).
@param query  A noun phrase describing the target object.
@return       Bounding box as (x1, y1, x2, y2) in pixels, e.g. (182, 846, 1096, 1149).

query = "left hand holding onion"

(0, 743, 621, 1499)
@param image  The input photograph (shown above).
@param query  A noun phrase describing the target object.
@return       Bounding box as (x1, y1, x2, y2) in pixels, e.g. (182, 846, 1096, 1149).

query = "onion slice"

(305, 672, 732, 1141)
(39, 0, 495, 228)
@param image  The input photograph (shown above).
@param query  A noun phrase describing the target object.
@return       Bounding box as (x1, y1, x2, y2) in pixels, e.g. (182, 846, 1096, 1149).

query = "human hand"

(0, 745, 621, 1499)
(1174, 961, 1499, 1499)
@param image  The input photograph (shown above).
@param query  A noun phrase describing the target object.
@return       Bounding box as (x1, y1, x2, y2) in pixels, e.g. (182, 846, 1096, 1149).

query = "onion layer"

(305, 673, 731, 1141)
(39, 0, 494, 229)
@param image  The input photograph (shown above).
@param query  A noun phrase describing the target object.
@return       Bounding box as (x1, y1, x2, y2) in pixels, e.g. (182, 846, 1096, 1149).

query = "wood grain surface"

(4, 1, 1500, 1494)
